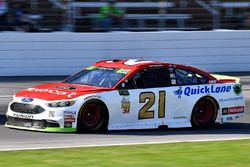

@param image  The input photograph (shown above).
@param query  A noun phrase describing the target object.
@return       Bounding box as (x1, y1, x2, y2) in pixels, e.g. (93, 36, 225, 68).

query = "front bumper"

(5, 116, 77, 132)
(5, 97, 80, 132)
(5, 124, 76, 132)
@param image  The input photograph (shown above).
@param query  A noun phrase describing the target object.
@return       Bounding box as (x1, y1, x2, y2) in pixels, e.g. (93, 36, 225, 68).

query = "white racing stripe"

(1, 137, 250, 152)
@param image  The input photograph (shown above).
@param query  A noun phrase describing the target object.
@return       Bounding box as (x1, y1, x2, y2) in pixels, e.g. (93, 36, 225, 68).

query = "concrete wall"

(0, 30, 250, 76)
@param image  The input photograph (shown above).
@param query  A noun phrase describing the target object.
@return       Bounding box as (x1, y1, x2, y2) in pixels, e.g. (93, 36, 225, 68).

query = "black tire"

(191, 97, 218, 128)
(77, 100, 108, 133)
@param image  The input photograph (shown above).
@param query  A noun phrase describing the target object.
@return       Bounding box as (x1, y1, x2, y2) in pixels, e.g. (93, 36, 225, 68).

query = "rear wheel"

(191, 97, 218, 128)
(77, 101, 108, 133)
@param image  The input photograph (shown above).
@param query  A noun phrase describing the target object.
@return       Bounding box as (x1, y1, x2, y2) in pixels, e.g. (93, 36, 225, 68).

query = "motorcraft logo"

(174, 85, 231, 98)
(13, 113, 34, 119)
(21, 98, 33, 103)
(26, 88, 77, 98)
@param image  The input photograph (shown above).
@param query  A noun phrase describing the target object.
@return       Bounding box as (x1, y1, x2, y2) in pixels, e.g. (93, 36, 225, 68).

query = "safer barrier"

(0, 30, 250, 76)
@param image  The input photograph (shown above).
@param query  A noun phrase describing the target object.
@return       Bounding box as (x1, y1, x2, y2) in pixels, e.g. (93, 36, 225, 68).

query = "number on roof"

(124, 60, 153, 66)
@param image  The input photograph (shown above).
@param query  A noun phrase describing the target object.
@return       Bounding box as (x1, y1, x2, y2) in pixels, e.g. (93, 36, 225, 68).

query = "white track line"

(0, 95, 12, 98)
(1, 137, 250, 152)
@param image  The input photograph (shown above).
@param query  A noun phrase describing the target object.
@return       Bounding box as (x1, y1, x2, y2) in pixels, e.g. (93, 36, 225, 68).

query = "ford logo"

(22, 98, 34, 103)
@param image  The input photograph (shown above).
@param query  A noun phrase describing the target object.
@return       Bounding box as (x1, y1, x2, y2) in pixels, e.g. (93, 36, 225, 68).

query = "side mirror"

(119, 79, 128, 89)
(121, 82, 126, 88)
(118, 79, 130, 95)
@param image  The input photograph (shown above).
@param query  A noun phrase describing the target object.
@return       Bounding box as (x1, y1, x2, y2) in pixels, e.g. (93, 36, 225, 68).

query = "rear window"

(175, 68, 208, 85)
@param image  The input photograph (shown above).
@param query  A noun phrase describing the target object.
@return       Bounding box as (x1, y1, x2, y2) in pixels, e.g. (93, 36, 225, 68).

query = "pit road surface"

(0, 75, 249, 151)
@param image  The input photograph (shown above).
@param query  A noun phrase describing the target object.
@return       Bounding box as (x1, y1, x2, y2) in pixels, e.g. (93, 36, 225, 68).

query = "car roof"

(91, 59, 213, 79)
(93, 59, 170, 70)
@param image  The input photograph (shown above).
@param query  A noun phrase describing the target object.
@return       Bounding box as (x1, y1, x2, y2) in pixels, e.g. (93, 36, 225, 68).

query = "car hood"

(15, 82, 112, 101)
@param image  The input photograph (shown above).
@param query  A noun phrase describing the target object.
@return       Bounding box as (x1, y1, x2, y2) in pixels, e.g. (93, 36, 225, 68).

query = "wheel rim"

(194, 101, 214, 124)
(81, 104, 101, 127)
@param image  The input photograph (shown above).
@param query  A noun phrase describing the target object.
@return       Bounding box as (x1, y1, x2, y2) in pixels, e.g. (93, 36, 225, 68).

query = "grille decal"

(10, 103, 45, 114)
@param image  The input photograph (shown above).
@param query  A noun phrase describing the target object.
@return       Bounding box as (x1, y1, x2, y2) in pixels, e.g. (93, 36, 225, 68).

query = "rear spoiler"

(211, 74, 240, 83)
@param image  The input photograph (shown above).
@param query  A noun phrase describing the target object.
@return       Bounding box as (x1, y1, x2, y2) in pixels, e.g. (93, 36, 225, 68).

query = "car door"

(111, 67, 172, 129)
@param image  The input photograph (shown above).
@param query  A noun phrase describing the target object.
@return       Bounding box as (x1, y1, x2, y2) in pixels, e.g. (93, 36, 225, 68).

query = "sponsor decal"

(168, 68, 174, 72)
(64, 118, 75, 122)
(173, 116, 187, 119)
(64, 122, 72, 128)
(49, 111, 55, 117)
(21, 98, 33, 103)
(234, 84, 242, 96)
(209, 80, 216, 84)
(84, 95, 101, 101)
(13, 113, 33, 119)
(85, 66, 97, 70)
(149, 64, 164, 68)
(116, 69, 131, 74)
(32, 121, 42, 128)
(235, 115, 240, 119)
(64, 111, 76, 123)
(54, 85, 76, 90)
(222, 108, 229, 115)
(226, 117, 233, 121)
(170, 73, 176, 79)
(171, 79, 176, 85)
(121, 97, 130, 114)
(228, 106, 244, 114)
(23, 121, 32, 128)
(26, 88, 77, 98)
(64, 114, 75, 118)
(124, 60, 153, 66)
(174, 85, 231, 99)
(219, 96, 244, 102)
(98, 67, 113, 70)
(64, 111, 76, 115)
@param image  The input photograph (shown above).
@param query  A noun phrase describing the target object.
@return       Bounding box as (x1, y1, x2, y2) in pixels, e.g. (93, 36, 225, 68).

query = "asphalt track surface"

(0, 74, 249, 151)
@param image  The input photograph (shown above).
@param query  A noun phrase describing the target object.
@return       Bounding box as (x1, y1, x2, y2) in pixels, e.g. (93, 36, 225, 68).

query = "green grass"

(0, 139, 250, 167)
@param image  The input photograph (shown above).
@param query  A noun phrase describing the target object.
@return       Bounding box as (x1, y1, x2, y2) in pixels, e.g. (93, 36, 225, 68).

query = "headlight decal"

(46, 101, 75, 108)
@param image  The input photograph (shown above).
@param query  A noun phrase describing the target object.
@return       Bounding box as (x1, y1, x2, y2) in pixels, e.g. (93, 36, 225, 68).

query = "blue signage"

(174, 85, 231, 98)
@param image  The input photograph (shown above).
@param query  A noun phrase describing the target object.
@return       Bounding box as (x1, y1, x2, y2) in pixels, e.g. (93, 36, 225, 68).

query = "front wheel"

(77, 101, 108, 133)
(191, 97, 218, 128)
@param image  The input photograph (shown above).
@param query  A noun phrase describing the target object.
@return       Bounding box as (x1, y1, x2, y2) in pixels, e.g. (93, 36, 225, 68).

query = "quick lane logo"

(174, 87, 183, 99)
(174, 85, 231, 98)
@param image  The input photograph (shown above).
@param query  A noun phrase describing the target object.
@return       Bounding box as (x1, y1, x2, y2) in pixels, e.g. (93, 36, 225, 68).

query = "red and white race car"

(5, 59, 245, 132)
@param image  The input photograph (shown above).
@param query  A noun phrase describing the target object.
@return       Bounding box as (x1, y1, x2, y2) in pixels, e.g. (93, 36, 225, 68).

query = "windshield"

(64, 67, 128, 88)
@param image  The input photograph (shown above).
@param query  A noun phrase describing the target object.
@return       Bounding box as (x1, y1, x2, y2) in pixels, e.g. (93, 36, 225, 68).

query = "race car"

(5, 59, 245, 132)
